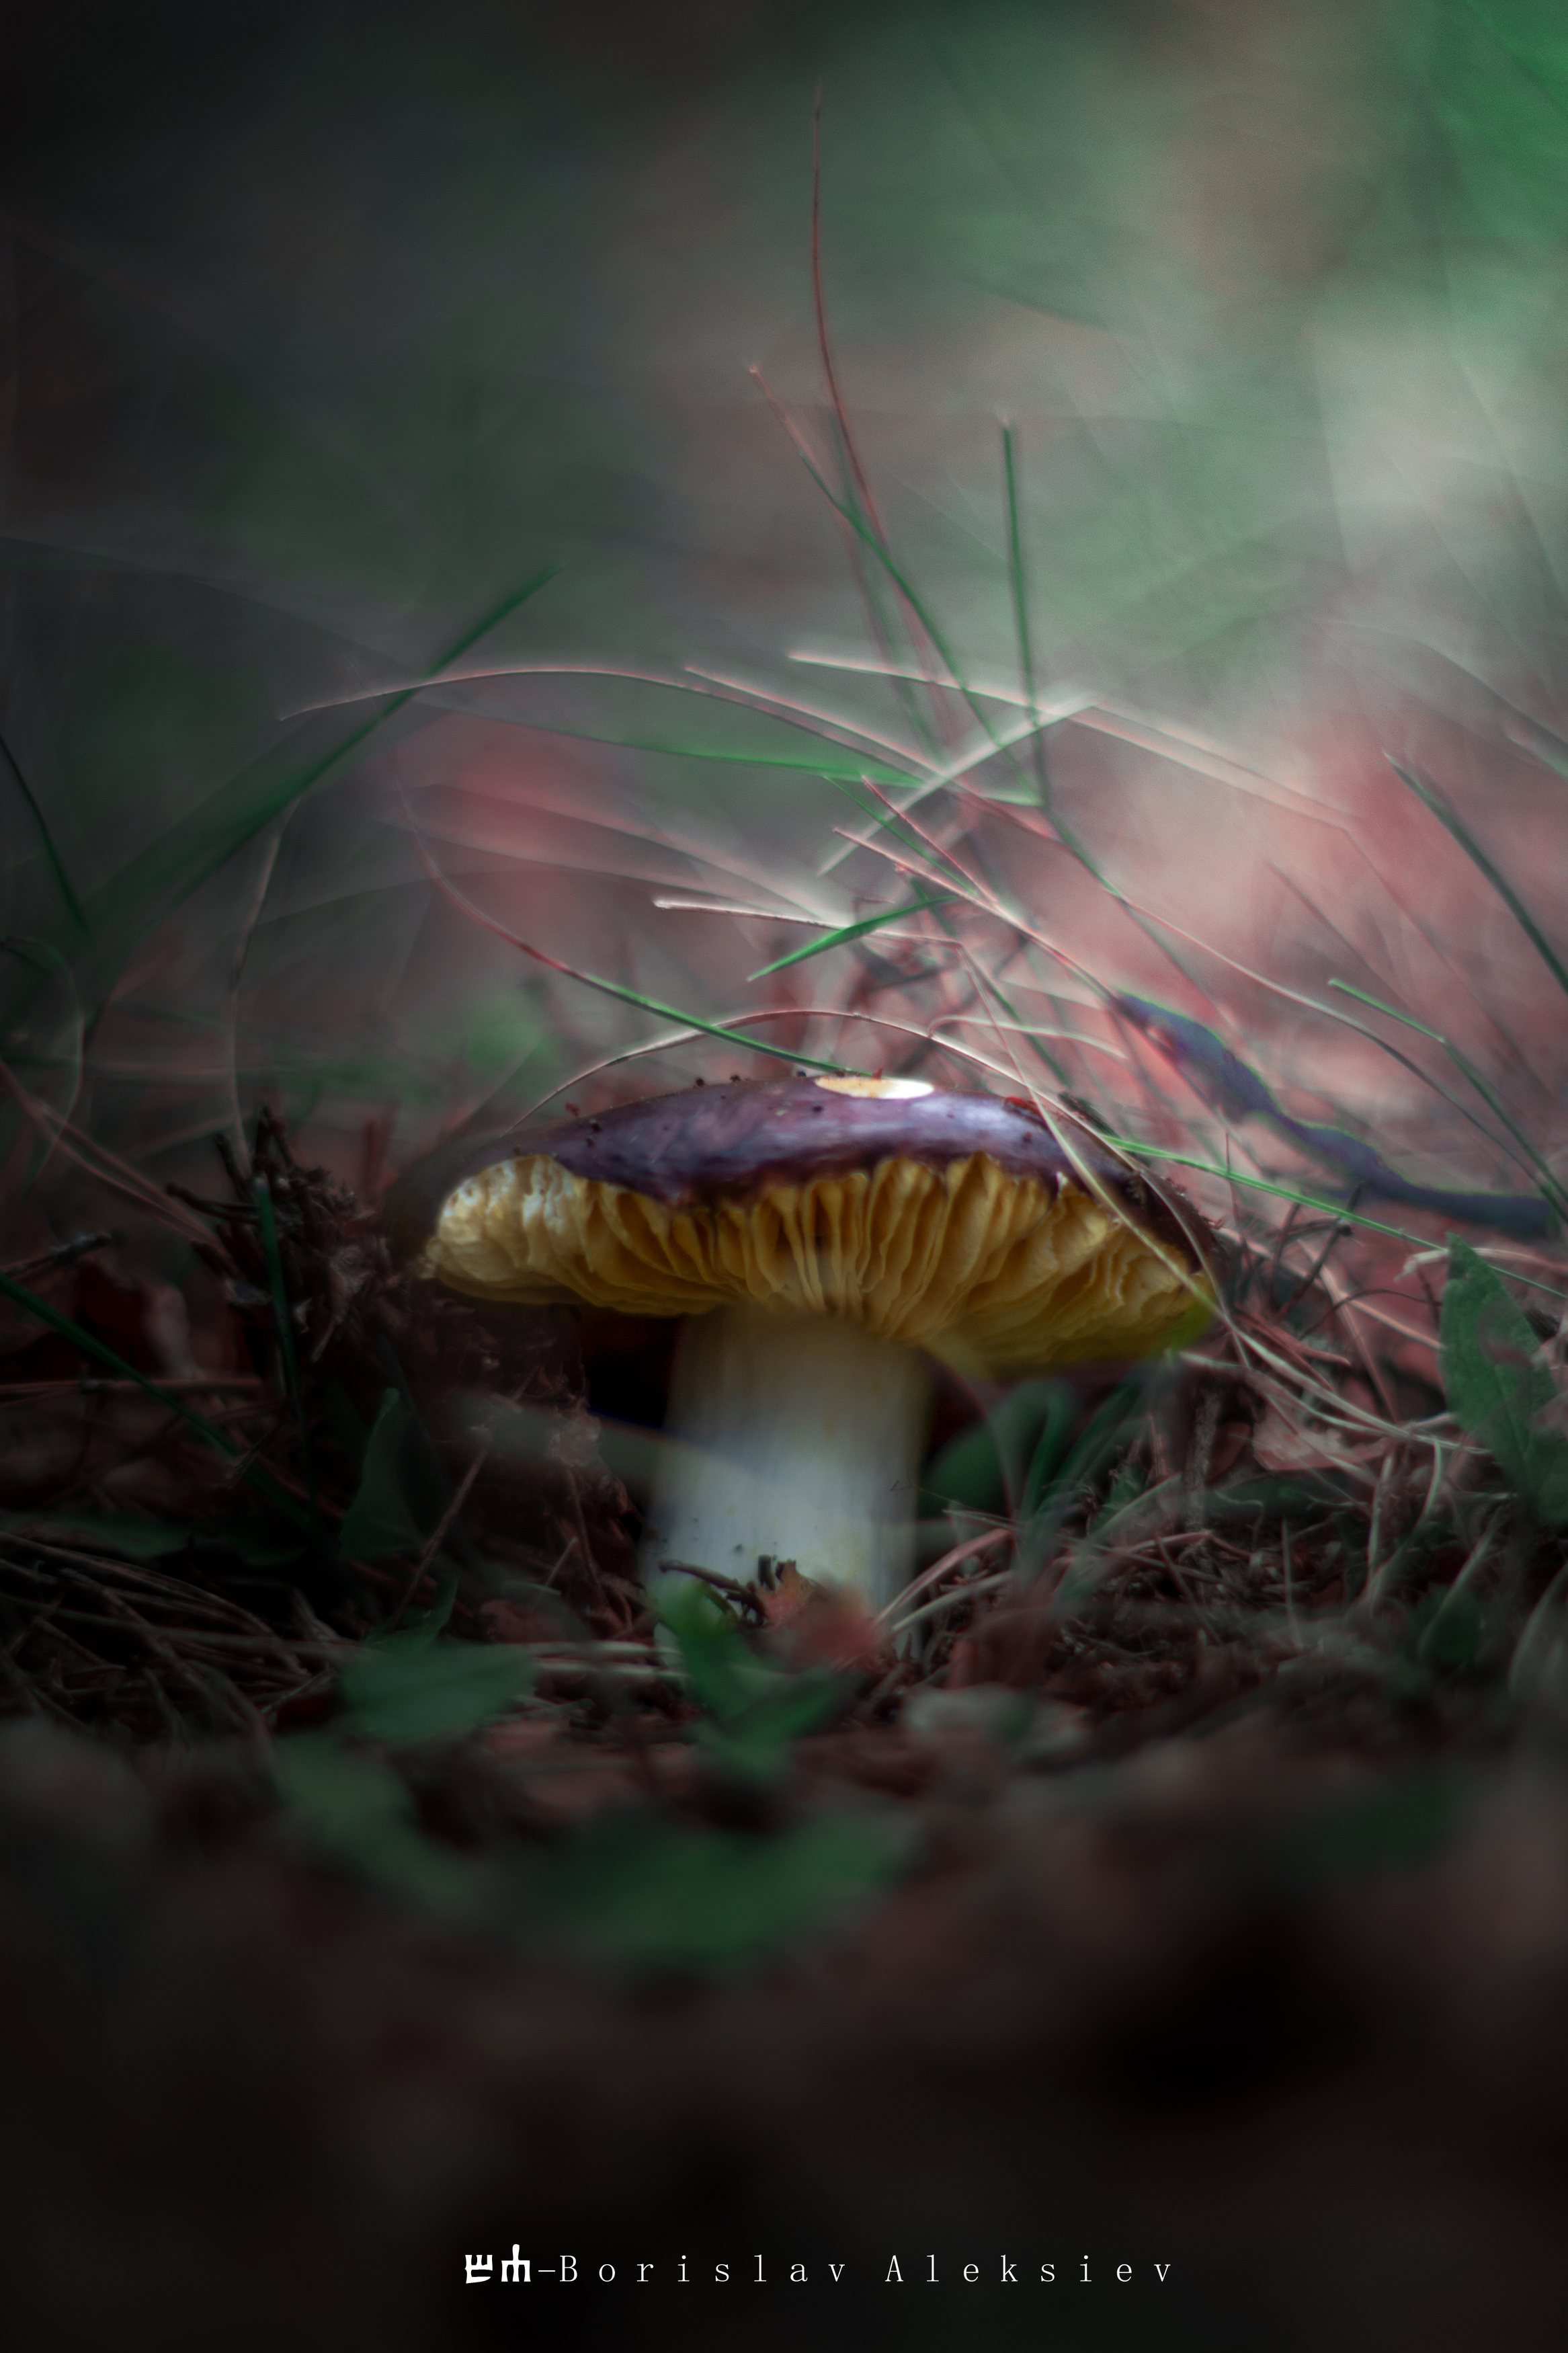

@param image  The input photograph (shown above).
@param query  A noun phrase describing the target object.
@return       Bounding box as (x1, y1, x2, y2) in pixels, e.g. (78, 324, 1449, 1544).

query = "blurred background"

(5, 0, 1568, 1252)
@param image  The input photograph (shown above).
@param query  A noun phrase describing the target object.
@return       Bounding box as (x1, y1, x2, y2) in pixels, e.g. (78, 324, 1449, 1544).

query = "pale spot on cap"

(815, 1074, 935, 1101)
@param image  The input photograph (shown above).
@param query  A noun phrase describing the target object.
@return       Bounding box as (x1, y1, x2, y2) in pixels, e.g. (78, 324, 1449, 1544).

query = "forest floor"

(2, 1115, 1567, 2352)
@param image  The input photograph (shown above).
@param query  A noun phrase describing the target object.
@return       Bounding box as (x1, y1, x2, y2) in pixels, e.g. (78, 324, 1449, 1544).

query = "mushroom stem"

(640, 1302, 932, 1612)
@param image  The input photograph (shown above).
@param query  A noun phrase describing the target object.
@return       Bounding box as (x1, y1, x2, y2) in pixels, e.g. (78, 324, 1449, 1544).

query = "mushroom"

(384, 1074, 1214, 1611)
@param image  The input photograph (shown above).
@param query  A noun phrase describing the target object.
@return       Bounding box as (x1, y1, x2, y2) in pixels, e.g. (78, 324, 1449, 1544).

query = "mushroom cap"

(384, 1076, 1214, 1380)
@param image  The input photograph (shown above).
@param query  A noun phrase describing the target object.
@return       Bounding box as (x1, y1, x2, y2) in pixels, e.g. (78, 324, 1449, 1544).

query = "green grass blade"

(1327, 978, 1568, 1218)
(1001, 420, 1050, 808)
(1099, 1136, 1566, 1285)
(1271, 863, 1543, 1166)
(747, 889, 954, 979)
(954, 940, 1076, 1094)
(1389, 758, 1568, 1005)
(779, 430, 1026, 776)
(339, 1390, 425, 1560)
(463, 727, 909, 781)
(827, 776, 979, 889)
(405, 811, 846, 1073)
(79, 565, 563, 947)
(255, 1174, 320, 1523)
(339, 1641, 533, 1744)
(300, 657, 929, 783)
(581, 982, 842, 1070)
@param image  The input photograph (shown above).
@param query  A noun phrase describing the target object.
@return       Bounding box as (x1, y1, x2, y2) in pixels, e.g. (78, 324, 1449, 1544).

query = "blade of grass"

(942, 926, 1077, 1093)
(827, 775, 990, 894)
(823, 693, 1216, 1029)
(1100, 1133, 1565, 1283)
(1001, 418, 1050, 808)
(821, 775, 1083, 1095)
(752, 311, 946, 764)
(813, 702, 1085, 874)
(415, 714, 913, 781)
(1388, 757, 1568, 1004)
(807, 79, 944, 761)
(759, 426, 1193, 973)
(1326, 980, 1567, 1222)
(1104, 883, 1562, 1202)
(749, 363, 1023, 776)
(290, 658, 927, 783)
(401, 805, 845, 1074)
(811, 81, 887, 563)
(77, 565, 563, 950)
(821, 784, 1218, 1285)
(747, 888, 954, 979)
(515, 1000, 1036, 1127)
(678, 662, 932, 778)
(802, 782, 1208, 1264)
(1269, 861, 1538, 1166)
(254, 1174, 319, 1525)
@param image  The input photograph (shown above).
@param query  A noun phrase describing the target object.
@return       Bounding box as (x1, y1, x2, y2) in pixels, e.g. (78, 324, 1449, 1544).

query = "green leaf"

(917, 1378, 1074, 1517)
(1018, 1380, 1087, 1519)
(339, 1638, 533, 1744)
(337, 1388, 425, 1559)
(655, 1582, 841, 1778)
(374, 1573, 458, 1655)
(1441, 1239, 1568, 1523)
(697, 1673, 843, 1781)
(274, 1733, 480, 1911)
(547, 1814, 905, 1969)
(919, 1421, 1007, 1517)
(1412, 1588, 1485, 1673)
(1017, 1376, 1145, 1565)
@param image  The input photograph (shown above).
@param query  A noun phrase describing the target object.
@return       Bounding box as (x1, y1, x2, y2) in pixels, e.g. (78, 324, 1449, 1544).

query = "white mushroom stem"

(639, 1301, 932, 1614)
